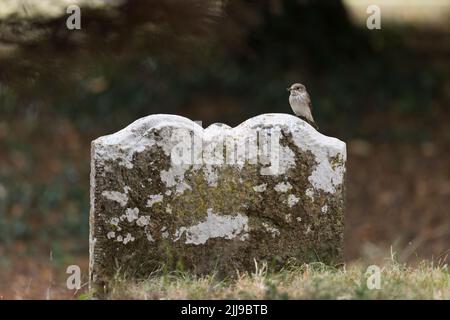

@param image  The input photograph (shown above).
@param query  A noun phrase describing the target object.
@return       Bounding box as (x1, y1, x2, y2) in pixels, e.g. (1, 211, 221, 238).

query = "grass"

(95, 260, 449, 300)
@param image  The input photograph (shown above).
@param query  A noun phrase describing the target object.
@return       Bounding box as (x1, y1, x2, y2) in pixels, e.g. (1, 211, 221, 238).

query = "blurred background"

(0, 0, 449, 298)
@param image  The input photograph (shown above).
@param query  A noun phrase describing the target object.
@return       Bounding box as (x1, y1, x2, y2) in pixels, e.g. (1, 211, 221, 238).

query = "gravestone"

(89, 114, 346, 292)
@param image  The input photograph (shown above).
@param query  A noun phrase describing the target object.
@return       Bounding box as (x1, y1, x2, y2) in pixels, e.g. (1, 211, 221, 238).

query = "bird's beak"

(286, 87, 291, 92)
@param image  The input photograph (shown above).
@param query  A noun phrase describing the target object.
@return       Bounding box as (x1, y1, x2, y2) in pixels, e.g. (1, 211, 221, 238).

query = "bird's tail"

(299, 116, 319, 131)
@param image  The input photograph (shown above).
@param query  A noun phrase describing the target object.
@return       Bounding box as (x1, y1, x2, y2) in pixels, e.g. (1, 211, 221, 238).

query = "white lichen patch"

(305, 188, 315, 201)
(305, 225, 312, 235)
(253, 184, 267, 192)
(274, 182, 292, 193)
(296, 217, 302, 222)
(101, 186, 130, 207)
(287, 194, 300, 207)
(166, 204, 173, 214)
(123, 207, 139, 222)
(160, 166, 192, 195)
(162, 231, 169, 239)
(122, 233, 135, 244)
(203, 166, 219, 187)
(160, 227, 170, 239)
(307, 156, 345, 194)
(110, 217, 120, 226)
(146, 194, 163, 208)
(285, 214, 292, 223)
(321, 205, 328, 214)
(107, 231, 116, 239)
(174, 209, 249, 245)
(262, 222, 280, 238)
(146, 233, 155, 242)
(136, 215, 150, 227)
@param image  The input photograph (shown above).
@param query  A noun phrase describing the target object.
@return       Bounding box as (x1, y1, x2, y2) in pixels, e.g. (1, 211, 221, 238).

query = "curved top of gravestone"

(95, 113, 344, 150)
(93, 113, 346, 193)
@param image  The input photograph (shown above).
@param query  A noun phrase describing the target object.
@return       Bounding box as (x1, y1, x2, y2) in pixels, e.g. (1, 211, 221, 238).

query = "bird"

(287, 83, 318, 130)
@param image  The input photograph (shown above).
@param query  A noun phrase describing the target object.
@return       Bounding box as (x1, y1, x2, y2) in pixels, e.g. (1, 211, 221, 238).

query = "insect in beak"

(286, 87, 291, 92)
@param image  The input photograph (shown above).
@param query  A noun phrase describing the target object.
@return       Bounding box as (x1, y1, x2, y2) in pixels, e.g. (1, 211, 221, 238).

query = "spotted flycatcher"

(287, 83, 318, 130)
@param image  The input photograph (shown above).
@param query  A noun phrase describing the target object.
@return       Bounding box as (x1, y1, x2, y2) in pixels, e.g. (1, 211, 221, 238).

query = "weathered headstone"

(90, 114, 346, 292)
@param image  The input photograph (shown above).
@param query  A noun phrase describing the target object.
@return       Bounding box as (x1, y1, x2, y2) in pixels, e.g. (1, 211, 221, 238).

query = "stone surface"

(89, 113, 346, 292)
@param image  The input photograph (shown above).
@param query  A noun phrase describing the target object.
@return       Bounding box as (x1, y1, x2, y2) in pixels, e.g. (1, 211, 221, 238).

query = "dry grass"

(99, 260, 449, 300)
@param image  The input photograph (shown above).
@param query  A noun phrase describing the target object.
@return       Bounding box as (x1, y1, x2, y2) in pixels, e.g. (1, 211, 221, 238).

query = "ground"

(97, 260, 449, 300)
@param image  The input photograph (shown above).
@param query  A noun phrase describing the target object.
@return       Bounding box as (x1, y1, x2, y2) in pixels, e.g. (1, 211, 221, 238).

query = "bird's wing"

(307, 92, 313, 111)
